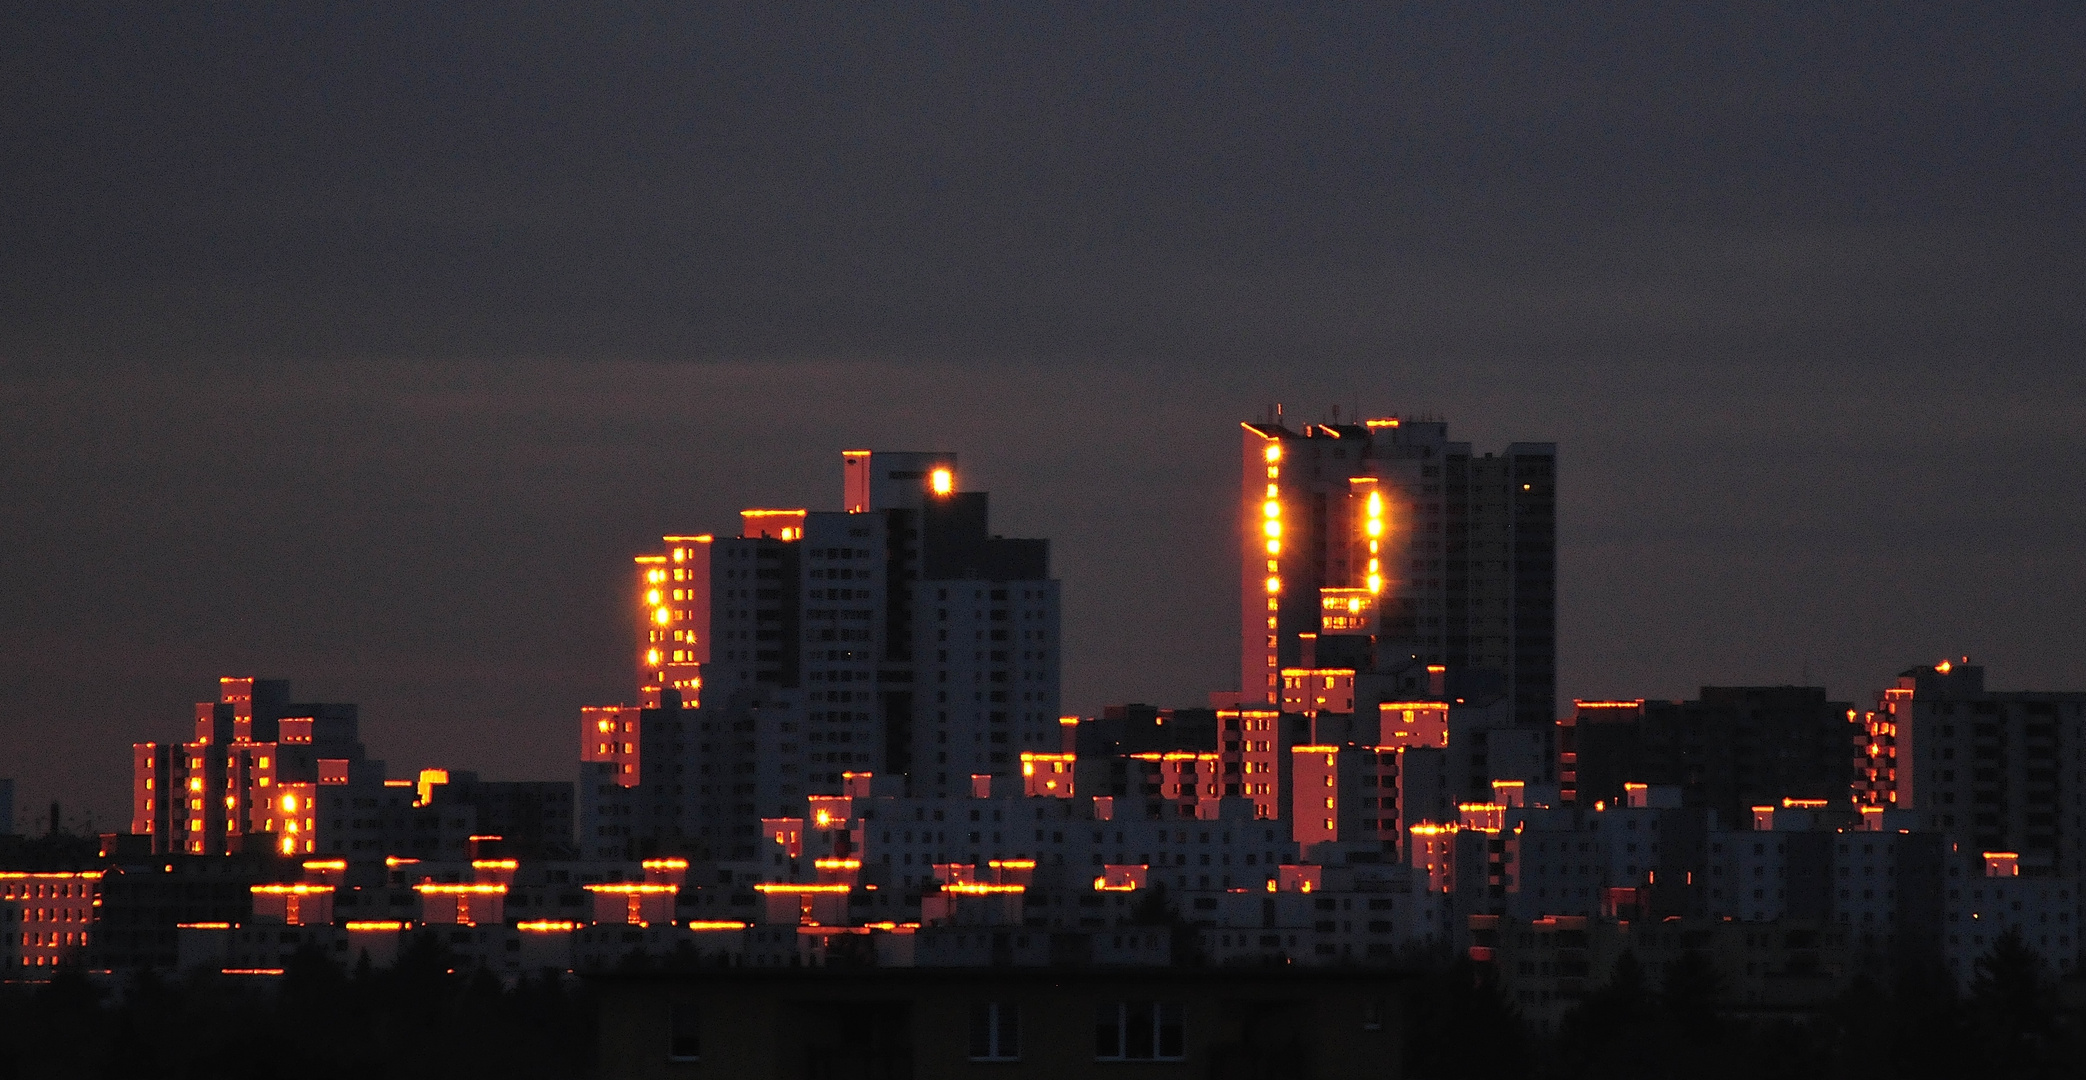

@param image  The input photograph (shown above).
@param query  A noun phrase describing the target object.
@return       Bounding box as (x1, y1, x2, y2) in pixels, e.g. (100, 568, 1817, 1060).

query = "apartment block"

(1856, 660, 2086, 875)
(1237, 415, 1555, 728)
(1557, 686, 1859, 824)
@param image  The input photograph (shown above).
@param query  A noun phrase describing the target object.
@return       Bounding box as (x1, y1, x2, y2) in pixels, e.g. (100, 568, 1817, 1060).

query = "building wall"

(912, 580, 1060, 798)
(595, 969, 1406, 1080)
(1, 871, 102, 973)
(1941, 860, 2084, 983)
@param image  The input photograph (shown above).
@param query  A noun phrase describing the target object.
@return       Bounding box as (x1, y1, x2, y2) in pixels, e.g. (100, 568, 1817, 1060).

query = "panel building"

(586, 450, 1061, 860)
(1237, 416, 1556, 728)
(130, 678, 374, 857)
(1556, 686, 1859, 826)
(132, 678, 571, 862)
(1856, 660, 2086, 876)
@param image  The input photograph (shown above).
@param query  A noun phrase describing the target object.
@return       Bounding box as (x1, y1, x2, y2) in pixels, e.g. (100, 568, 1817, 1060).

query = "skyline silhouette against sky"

(3, 5, 2081, 824)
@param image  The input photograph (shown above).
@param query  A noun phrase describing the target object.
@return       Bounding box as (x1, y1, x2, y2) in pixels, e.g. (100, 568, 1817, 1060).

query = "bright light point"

(1265, 576, 1281, 594)
(1265, 540, 1280, 555)
(930, 467, 953, 495)
(1367, 574, 1382, 593)
(1263, 519, 1281, 538)
(1264, 445, 1282, 463)
(282, 794, 297, 812)
(1367, 491, 1382, 515)
(1265, 484, 1278, 497)
(652, 607, 670, 625)
(1365, 519, 1381, 536)
(645, 649, 661, 665)
(1263, 500, 1280, 518)
(646, 589, 660, 604)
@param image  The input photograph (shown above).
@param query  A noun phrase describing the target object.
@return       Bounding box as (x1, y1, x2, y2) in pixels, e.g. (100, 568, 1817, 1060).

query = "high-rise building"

(1238, 416, 1556, 727)
(584, 450, 1062, 858)
(1856, 660, 2086, 875)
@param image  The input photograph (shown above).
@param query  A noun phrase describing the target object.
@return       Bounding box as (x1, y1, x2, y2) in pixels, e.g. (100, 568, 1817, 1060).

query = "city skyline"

(5, 8, 2083, 1074)
(3, 4, 2081, 846)
(2, 402, 2077, 831)
(11, 416, 2086, 1077)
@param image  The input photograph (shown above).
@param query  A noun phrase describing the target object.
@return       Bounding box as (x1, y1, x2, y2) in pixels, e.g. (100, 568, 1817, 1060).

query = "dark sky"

(3, 5, 2082, 828)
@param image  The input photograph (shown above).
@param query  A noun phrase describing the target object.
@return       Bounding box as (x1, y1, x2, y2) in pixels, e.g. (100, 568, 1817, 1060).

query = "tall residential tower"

(1240, 416, 1556, 727)
(587, 450, 1061, 859)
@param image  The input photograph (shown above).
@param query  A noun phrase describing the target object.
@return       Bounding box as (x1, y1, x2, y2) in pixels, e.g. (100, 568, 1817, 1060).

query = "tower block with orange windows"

(131, 678, 378, 857)
(1238, 415, 1556, 730)
(583, 449, 1062, 862)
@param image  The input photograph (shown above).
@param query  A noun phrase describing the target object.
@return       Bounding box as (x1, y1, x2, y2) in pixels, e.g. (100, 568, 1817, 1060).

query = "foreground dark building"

(594, 967, 1408, 1079)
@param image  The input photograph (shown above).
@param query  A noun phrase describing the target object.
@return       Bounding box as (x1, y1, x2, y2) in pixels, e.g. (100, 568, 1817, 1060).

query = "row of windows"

(0, 882, 94, 900)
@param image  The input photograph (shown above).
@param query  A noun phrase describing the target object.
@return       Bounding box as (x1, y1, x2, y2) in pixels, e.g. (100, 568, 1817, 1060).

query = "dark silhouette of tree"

(1549, 952, 1684, 1080)
(1965, 928, 2072, 1078)
(1404, 957, 1529, 1080)
(1658, 950, 1722, 1047)
(1892, 949, 1976, 1080)
(1127, 881, 1206, 966)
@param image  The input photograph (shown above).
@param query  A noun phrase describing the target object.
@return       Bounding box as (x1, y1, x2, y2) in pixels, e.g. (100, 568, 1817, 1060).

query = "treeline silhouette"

(0, 935, 595, 1080)
(1408, 928, 2085, 1080)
